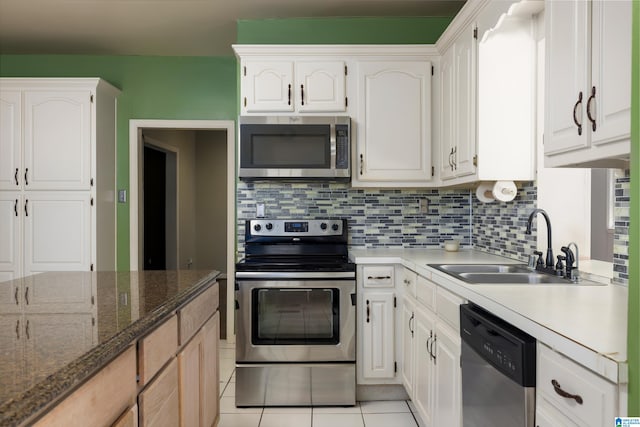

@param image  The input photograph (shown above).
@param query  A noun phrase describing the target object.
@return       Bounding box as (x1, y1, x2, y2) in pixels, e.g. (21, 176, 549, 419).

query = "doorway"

(130, 120, 236, 343)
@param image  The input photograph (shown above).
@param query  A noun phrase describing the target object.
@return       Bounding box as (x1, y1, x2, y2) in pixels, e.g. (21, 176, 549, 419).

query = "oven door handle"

(235, 271, 356, 279)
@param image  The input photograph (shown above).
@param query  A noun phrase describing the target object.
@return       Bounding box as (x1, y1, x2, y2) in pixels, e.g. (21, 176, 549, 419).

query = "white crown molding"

(232, 44, 440, 59)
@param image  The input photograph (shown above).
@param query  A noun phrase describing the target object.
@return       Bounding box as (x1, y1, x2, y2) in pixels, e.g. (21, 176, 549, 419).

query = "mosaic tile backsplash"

(613, 170, 630, 286)
(236, 177, 630, 286)
(472, 182, 538, 262)
(236, 182, 472, 256)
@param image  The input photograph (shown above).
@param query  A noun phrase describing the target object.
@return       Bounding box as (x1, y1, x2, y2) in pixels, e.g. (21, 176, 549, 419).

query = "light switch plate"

(419, 198, 429, 213)
(256, 203, 265, 218)
(118, 189, 127, 203)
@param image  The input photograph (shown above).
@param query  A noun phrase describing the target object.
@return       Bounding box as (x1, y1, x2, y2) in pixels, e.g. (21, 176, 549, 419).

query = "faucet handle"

(561, 246, 575, 268)
(533, 251, 544, 267)
(555, 255, 566, 275)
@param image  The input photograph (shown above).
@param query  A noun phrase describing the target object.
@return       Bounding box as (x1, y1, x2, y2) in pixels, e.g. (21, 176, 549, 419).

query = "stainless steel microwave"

(238, 116, 351, 180)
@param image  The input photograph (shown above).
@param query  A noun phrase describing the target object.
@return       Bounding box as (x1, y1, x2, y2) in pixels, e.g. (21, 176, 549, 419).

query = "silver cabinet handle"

(359, 154, 364, 175)
(14, 199, 18, 217)
(25, 287, 29, 305)
(25, 319, 30, 340)
(14, 287, 19, 305)
(15, 319, 20, 339)
(24, 199, 28, 217)
(14, 168, 19, 186)
(367, 276, 391, 280)
(300, 84, 305, 106)
(24, 168, 29, 186)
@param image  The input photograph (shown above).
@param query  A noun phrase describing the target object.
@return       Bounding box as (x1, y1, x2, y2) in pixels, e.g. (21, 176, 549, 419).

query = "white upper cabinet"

(295, 61, 347, 113)
(354, 60, 432, 186)
(241, 59, 346, 113)
(24, 90, 92, 190)
(439, 24, 477, 182)
(0, 78, 119, 279)
(0, 91, 22, 191)
(545, 0, 631, 167)
(437, 0, 538, 186)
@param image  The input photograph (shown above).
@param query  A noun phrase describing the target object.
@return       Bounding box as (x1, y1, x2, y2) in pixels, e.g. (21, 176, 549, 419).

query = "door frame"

(129, 119, 236, 343)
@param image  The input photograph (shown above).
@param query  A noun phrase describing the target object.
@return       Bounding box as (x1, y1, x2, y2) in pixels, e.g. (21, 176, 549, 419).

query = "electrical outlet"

(419, 198, 429, 214)
(118, 189, 127, 203)
(257, 203, 265, 218)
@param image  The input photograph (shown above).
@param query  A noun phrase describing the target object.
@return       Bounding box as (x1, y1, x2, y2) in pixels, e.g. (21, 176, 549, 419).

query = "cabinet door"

(139, 357, 180, 427)
(202, 312, 220, 427)
(433, 321, 462, 427)
(23, 90, 92, 190)
(544, 0, 589, 155)
(356, 61, 432, 183)
(413, 307, 436, 426)
(242, 61, 294, 113)
(23, 192, 92, 276)
(589, 0, 631, 147)
(179, 312, 219, 427)
(295, 61, 346, 112)
(453, 25, 477, 178)
(0, 90, 22, 190)
(400, 298, 415, 395)
(439, 48, 456, 181)
(361, 291, 395, 379)
(178, 328, 204, 427)
(0, 193, 21, 284)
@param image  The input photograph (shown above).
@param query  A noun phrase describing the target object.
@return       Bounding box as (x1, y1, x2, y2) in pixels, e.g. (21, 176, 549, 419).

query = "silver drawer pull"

(551, 379, 583, 404)
(367, 276, 391, 280)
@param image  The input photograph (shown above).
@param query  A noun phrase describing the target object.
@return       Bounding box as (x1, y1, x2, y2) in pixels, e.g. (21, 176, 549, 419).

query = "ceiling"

(0, 0, 465, 57)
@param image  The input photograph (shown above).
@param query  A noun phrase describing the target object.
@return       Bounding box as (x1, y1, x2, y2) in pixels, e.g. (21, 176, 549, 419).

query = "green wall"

(0, 55, 238, 269)
(237, 17, 453, 45)
(628, 0, 639, 416)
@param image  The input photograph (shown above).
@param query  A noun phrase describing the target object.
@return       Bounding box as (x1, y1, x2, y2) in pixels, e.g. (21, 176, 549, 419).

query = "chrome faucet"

(525, 209, 554, 271)
(562, 242, 580, 282)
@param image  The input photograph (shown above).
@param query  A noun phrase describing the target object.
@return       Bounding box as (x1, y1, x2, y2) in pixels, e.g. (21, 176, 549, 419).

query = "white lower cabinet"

(357, 265, 397, 384)
(536, 343, 618, 427)
(403, 276, 463, 427)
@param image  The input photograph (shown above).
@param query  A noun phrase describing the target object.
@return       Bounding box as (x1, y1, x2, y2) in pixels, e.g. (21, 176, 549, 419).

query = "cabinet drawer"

(362, 266, 395, 288)
(178, 283, 218, 345)
(537, 344, 616, 426)
(435, 287, 464, 331)
(416, 275, 436, 310)
(138, 314, 178, 386)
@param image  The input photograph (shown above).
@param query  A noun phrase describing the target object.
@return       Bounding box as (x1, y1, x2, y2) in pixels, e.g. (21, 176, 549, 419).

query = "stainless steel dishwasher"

(460, 304, 536, 427)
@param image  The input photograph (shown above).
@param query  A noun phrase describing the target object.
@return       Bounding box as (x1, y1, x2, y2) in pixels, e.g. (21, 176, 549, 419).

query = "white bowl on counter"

(444, 240, 460, 252)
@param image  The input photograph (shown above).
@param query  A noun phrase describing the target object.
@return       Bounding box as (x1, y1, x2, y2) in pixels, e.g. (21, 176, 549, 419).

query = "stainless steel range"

(235, 219, 356, 407)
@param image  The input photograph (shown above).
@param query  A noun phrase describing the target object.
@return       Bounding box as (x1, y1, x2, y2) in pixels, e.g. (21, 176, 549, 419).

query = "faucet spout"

(525, 208, 554, 268)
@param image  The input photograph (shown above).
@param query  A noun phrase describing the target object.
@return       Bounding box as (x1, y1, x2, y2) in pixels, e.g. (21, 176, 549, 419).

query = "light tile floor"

(218, 340, 419, 427)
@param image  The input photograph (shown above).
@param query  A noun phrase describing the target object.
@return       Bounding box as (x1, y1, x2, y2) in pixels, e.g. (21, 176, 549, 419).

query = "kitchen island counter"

(350, 248, 627, 384)
(0, 269, 219, 426)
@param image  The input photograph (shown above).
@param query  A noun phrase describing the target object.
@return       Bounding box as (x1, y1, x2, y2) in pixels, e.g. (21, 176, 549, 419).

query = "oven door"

(236, 278, 356, 362)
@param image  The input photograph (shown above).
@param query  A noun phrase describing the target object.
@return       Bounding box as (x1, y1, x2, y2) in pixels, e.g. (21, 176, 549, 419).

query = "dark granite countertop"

(0, 270, 220, 427)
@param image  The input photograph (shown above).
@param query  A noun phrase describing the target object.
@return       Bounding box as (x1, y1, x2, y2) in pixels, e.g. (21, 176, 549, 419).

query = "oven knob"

(320, 222, 328, 230)
(253, 224, 262, 232)
(332, 223, 340, 231)
(266, 223, 273, 230)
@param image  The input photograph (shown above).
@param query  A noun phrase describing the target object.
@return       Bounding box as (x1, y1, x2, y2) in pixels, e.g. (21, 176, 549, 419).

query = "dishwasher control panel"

(460, 303, 536, 387)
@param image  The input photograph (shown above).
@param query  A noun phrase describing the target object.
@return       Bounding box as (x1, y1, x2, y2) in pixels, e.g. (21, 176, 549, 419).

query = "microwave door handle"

(330, 123, 337, 169)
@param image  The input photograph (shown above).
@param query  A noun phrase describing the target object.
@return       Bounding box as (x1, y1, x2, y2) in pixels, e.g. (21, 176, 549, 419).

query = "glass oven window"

(252, 288, 339, 345)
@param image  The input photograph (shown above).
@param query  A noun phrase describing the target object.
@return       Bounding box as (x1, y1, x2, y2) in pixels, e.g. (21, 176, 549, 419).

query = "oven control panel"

(248, 219, 344, 236)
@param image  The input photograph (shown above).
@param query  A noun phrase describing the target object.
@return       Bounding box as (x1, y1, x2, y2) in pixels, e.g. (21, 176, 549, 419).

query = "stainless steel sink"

(429, 264, 604, 285)
(434, 264, 531, 274)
